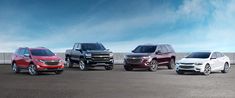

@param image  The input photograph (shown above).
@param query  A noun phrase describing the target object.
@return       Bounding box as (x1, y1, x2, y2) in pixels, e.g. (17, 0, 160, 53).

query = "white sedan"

(176, 51, 230, 75)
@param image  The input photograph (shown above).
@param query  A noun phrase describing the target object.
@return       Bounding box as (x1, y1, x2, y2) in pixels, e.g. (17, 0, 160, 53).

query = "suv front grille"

(179, 66, 194, 69)
(126, 58, 142, 64)
(44, 60, 60, 65)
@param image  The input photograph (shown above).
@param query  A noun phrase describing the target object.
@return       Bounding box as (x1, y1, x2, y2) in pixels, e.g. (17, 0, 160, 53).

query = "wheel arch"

(171, 56, 176, 61)
(225, 62, 230, 67)
(152, 57, 158, 61)
(11, 60, 16, 65)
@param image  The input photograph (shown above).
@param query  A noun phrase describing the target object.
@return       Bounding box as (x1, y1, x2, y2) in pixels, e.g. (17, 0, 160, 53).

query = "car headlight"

(142, 56, 150, 59)
(35, 59, 45, 63)
(85, 53, 92, 58)
(194, 63, 203, 65)
(109, 53, 114, 57)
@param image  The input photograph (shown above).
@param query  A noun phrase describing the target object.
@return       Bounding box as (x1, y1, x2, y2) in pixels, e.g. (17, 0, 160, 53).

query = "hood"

(178, 58, 209, 64)
(32, 55, 62, 60)
(126, 53, 151, 57)
(85, 50, 111, 54)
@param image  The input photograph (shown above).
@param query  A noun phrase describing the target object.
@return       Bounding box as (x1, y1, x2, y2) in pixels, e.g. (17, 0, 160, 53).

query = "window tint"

(81, 43, 106, 50)
(30, 49, 55, 56)
(133, 45, 156, 53)
(186, 52, 211, 58)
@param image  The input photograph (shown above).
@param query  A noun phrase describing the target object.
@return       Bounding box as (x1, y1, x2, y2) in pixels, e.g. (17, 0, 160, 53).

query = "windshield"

(30, 49, 55, 56)
(132, 46, 156, 53)
(186, 52, 211, 58)
(81, 43, 106, 50)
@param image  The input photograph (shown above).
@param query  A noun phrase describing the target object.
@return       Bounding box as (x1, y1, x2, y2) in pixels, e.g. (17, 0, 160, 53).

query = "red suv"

(11, 47, 64, 75)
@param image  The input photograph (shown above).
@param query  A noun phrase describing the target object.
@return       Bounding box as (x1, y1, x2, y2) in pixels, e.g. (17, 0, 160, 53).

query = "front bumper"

(85, 58, 114, 65)
(124, 59, 150, 68)
(35, 62, 64, 72)
(176, 64, 204, 72)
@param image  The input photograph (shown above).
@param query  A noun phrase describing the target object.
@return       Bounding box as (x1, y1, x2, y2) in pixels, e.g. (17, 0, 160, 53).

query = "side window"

(24, 49, 30, 55)
(211, 52, 217, 59)
(157, 46, 163, 53)
(217, 52, 224, 58)
(77, 44, 81, 49)
(15, 49, 20, 55)
(73, 44, 77, 49)
(18, 48, 25, 56)
(161, 45, 168, 53)
(167, 45, 175, 52)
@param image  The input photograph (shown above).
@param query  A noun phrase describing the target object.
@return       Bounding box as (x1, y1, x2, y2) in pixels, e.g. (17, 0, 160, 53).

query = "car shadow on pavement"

(65, 67, 107, 71)
(6, 71, 59, 76)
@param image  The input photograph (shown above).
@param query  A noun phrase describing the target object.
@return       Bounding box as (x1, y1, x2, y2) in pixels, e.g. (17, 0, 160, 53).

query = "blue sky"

(0, 0, 234, 52)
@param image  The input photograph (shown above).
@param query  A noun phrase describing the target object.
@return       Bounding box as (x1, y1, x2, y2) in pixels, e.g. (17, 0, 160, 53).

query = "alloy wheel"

(203, 64, 211, 76)
(149, 60, 158, 71)
(222, 63, 229, 73)
(169, 59, 175, 69)
(28, 64, 37, 75)
(12, 63, 17, 72)
(79, 60, 86, 70)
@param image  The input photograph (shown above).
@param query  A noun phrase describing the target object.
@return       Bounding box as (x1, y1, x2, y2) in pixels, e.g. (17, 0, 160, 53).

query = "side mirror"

(131, 50, 134, 53)
(24, 54, 30, 57)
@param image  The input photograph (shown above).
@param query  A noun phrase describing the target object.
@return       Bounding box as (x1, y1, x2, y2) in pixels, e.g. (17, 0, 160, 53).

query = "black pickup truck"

(65, 43, 114, 70)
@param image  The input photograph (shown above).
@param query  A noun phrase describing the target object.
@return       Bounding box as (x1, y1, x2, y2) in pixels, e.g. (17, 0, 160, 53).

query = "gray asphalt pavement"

(0, 65, 235, 98)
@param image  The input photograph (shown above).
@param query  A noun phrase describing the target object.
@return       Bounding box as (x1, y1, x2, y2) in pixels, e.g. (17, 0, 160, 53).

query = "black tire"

(79, 60, 87, 71)
(105, 65, 113, 70)
(28, 64, 38, 76)
(12, 63, 21, 73)
(55, 70, 63, 74)
(203, 64, 211, 76)
(168, 58, 175, 69)
(66, 58, 74, 68)
(176, 70, 184, 75)
(221, 63, 229, 73)
(124, 65, 133, 71)
(148, 60, 158, 72)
